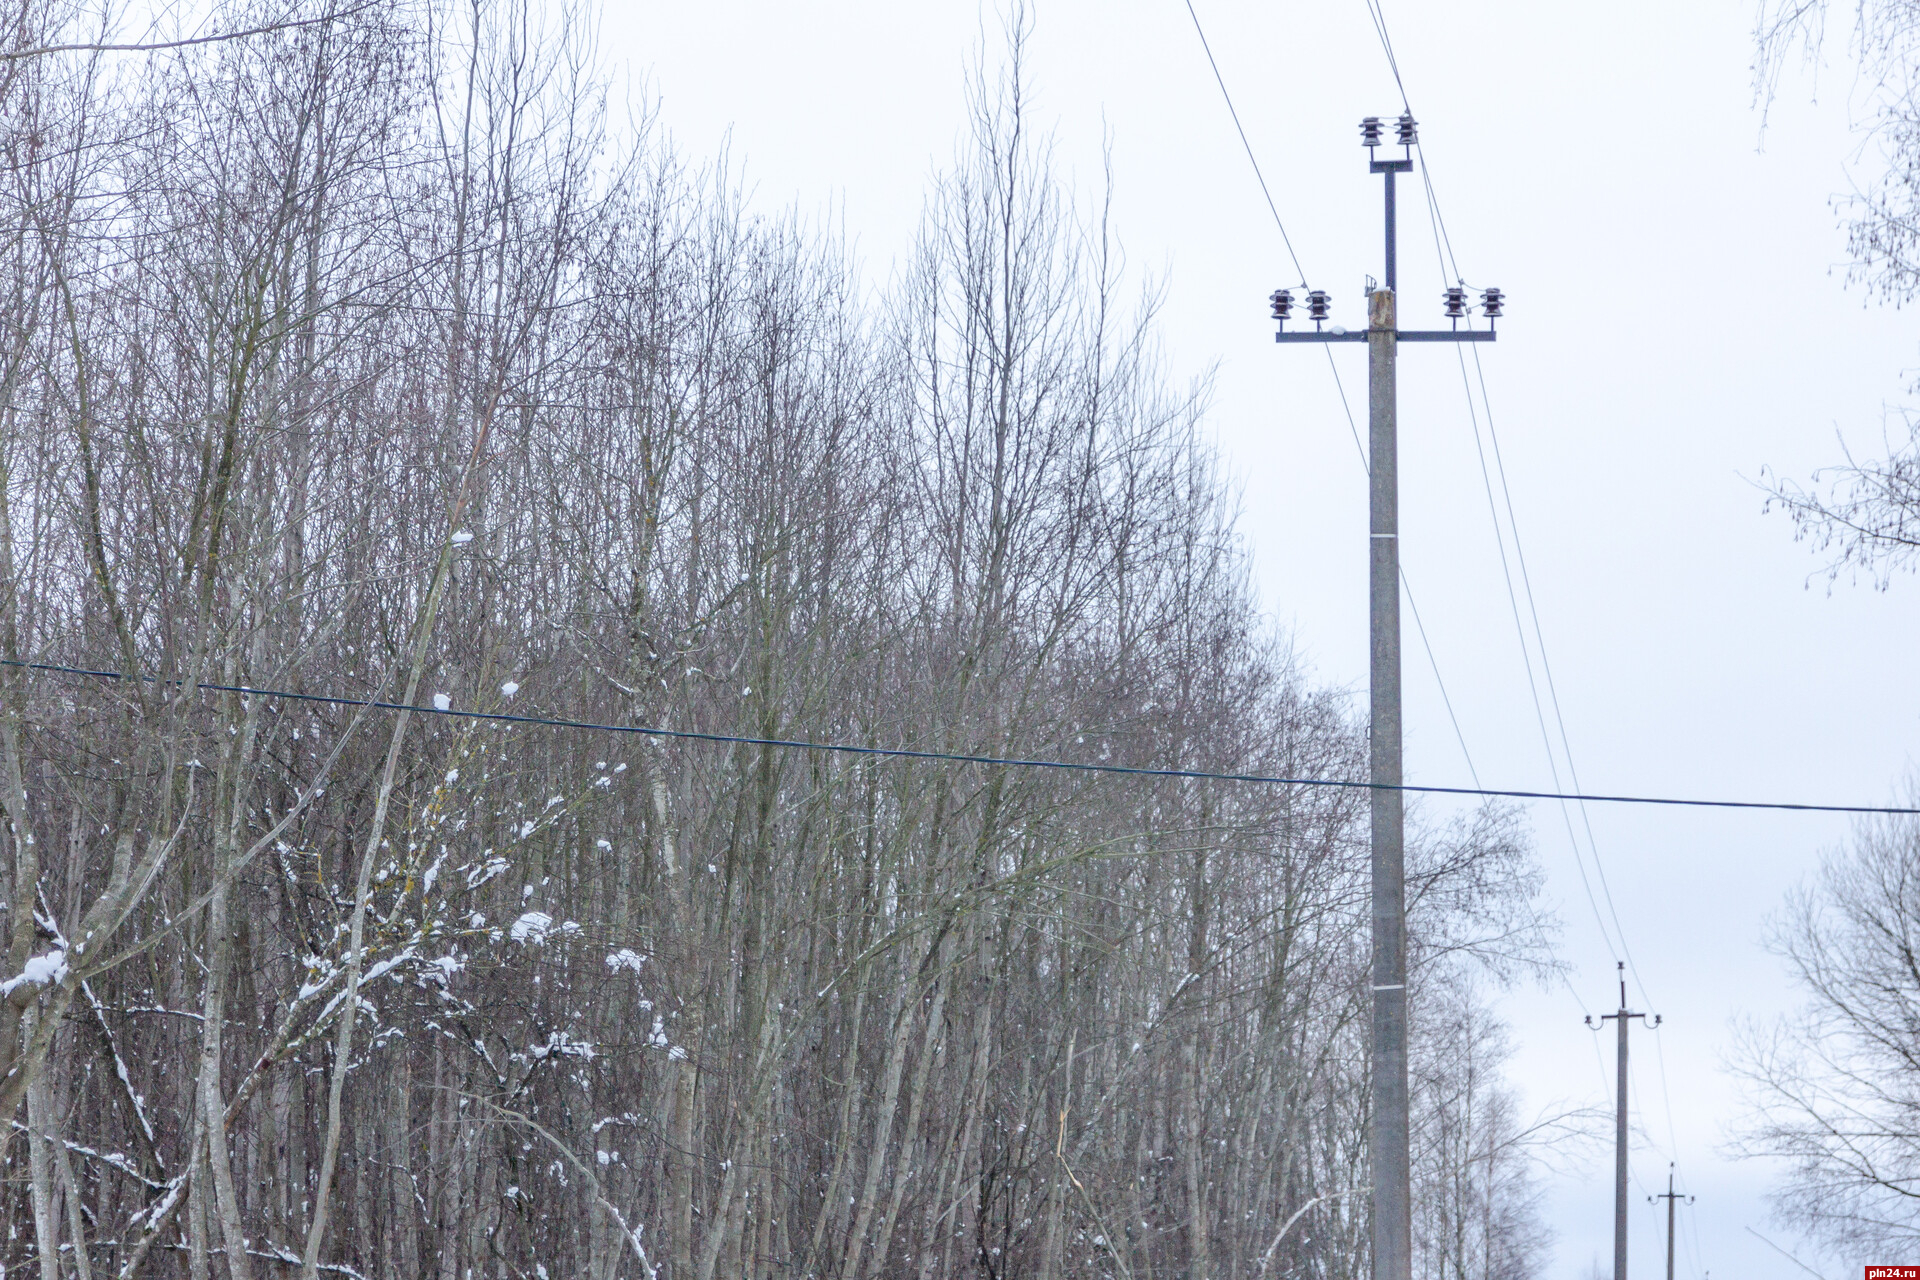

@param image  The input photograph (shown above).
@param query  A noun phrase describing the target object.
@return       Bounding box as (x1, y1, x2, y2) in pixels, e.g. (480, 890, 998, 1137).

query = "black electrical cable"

(8, 658, 1917, 815)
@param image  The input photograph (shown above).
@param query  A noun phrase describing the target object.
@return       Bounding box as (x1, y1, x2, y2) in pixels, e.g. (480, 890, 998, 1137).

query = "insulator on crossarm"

(1395, 112, 1418, 147)
(1480, 286, 1504, 321)
(1306, 289, 1331, 325)
(1270, 288, 1294, 324)
(1443, 286, 1468, 319)
(1360, 117, 1384, 149)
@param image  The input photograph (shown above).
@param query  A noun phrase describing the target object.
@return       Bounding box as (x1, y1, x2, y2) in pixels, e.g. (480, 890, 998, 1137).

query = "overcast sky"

(596, 3, 1920, 1275)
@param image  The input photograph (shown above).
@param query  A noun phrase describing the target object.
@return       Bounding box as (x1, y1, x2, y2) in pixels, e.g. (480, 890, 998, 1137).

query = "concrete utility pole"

(1649, 1164, 1693, 1280)
(1588, 962, 1659, 1280)
(1269, 114, 1500, 1280)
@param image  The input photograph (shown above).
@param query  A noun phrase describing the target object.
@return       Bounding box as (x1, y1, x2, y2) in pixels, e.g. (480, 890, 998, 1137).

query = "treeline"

(0, 2, 1558, 1277)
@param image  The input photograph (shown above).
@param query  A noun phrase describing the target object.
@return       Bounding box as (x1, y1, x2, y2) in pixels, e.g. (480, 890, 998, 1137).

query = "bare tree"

(1733, 802, 1920, 1256)
(1748, 14, 1920, 1248)
(0, 2, 1559, 1277)
(1755, 3, 1920, 580)
(1756, 0, 1920, 304)
(1762, 421, 1920, 585)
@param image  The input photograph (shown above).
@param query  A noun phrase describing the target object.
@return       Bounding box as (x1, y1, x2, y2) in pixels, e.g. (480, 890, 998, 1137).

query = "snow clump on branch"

(0, 949, 67, 996)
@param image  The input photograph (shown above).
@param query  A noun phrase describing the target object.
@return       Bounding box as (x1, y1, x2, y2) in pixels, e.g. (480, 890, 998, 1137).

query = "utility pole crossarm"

(1267, 113, 1502, 352)
(1273, 329, 1495, 343)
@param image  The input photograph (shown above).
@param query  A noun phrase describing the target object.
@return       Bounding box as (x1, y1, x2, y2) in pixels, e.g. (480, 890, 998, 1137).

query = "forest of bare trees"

(0, 1, 1562, 1275)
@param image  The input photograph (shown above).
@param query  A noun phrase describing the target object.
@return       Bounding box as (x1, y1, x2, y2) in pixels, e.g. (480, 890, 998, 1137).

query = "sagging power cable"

(6, 658, 1918, 815)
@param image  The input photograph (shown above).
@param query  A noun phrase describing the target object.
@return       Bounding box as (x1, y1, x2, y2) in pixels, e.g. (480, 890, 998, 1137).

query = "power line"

(1180, 0, 1308, 285)
(1471, 340, 1648, 977)
(1402, 137, 1628, 966)
(1674, 1161, 1707, 1280)
(1407, 87, 1702, 1280)
(1408, 129, 1650, 987)
(6, 658, 1919, 814)
(1179, 0, 1484, 787)
(1362, 0, 1412, 113)
(1745, 1227, 1831, 1280)
(1360, 1, 1697, 1215)
(1360, 0, 1673, 1083)
(1319, 346, 1483, 788)
(1401, 572, 1482, 791)
(1457, 328, 1622, 957)
(1419, 135, 1679, 1157)
(1562, 969, 1625, 1116)
(1353, 7, 1634, 953)
(1650, 1020, 1685, 1190)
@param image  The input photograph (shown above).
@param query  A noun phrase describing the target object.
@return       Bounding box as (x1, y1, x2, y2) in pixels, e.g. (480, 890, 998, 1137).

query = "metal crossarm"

(1273, 329, 1495, 343)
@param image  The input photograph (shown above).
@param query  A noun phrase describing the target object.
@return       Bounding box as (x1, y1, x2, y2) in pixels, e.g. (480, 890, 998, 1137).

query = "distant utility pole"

(1588, 962, 1660, 1280)
(1649, 1164, 1693, 1280)
(1268, 114, 1501, 1280)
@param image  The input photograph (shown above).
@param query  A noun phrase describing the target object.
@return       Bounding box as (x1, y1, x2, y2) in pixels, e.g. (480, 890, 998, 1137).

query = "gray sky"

(600, 2, 1920, 1275)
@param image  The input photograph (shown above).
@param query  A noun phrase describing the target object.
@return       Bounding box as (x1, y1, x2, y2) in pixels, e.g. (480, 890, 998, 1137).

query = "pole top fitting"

(1368, 287, 1394, 331)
